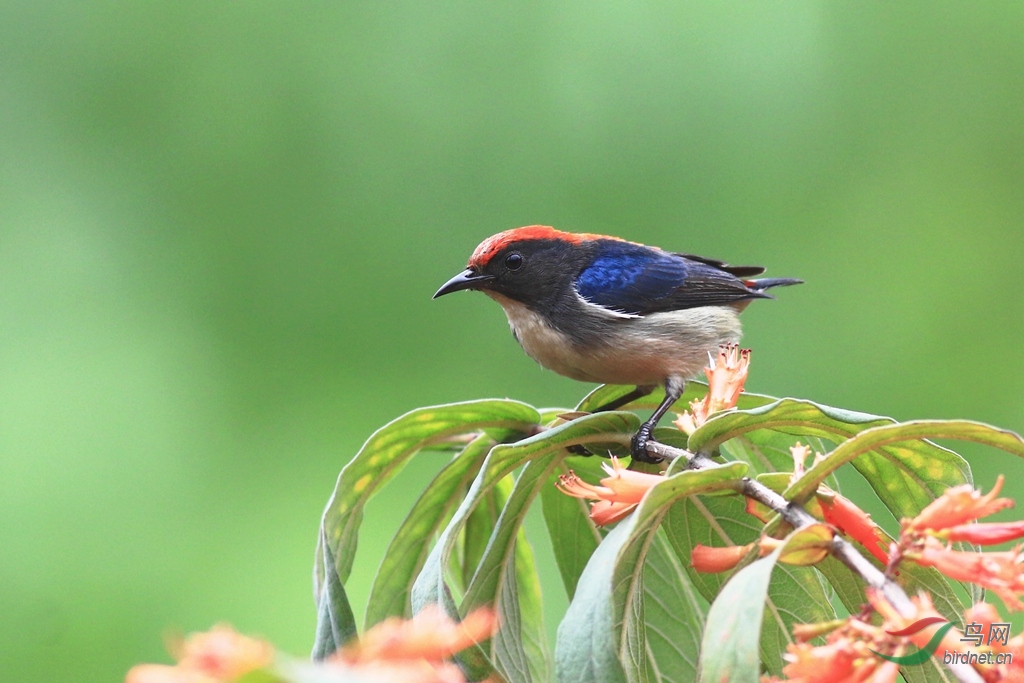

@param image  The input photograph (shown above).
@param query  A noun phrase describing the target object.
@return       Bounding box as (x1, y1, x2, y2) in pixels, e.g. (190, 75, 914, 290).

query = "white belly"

(487, 293, 742, 386)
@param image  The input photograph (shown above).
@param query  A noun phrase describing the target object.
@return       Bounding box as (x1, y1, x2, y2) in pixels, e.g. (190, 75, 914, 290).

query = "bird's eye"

(504, 252, 524, 271)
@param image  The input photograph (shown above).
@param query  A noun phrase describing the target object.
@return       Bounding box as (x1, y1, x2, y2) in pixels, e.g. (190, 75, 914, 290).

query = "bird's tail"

(745, 277, 804, 293)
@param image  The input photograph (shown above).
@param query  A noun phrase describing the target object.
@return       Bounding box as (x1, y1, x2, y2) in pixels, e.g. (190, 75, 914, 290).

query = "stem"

(645, 441, 984, 683)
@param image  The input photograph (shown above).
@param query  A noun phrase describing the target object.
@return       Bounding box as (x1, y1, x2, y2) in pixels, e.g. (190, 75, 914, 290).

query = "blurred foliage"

(0, 2, 1022, 682)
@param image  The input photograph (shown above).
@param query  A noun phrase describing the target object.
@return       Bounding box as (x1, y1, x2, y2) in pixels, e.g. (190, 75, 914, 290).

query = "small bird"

(434, 226, 801, 462)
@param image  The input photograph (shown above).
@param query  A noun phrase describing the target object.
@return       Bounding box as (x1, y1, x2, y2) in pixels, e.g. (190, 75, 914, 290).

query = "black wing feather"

(673, 252, 766, 278)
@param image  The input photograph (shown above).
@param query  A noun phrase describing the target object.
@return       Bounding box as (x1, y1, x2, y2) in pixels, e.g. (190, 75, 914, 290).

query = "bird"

(433, 226, 801, 463)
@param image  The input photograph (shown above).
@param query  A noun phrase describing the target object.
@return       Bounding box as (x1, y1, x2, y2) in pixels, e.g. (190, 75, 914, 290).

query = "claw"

(630, 428, 663, 464)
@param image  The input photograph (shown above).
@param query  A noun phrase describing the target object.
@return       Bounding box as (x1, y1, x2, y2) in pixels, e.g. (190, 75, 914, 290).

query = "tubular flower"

(673, 344, 750, 435)
(690, 543, 753, 573)
(939, 520, 1024, 546)
(907, 539, 1024, 610)
(906, 475, 1013, 533)
(556, 457, 664, 525)
(790, 443, 810, 481)
(770, 616, 902, 683)
(779, 638, 861, 682)
(126, 625, 273, 683)
(818, 493, 890, 565)
(745, 496, 772, 524)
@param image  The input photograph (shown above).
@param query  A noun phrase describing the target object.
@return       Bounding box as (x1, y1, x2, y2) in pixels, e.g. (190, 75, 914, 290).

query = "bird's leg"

(566, 385, 655, 456)
(630, 379, 684, 464)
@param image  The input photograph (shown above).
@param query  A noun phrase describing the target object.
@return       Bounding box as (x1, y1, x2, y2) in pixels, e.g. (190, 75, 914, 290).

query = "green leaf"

(661, 493, 835, 676)
(311, 530, 357, 661)
(899, 655, 958, 683)
(539, 457, 606, 599)
(896, 559, 968, 625)
(576, 382, 776, 414)
(757, 566, 836, 675)
(813, 556, 867, 614)
(698, 527, 837, 683)
(513, 526, 553, 683)
(722, 430, 837, 482)
(640, 530, 707, 682)
(689, 400, 887, 454)
(463, 454, 560, 683)
(316, 399, 541, 597)
(556, 519, 629, 683)
(555, 462, 748, 683)
(690, 400, 974, 520)
(699, 543, 787, 683)
(364, 435, 493, 627)
(661, 493, 756, 601)
(774, 523, 834, 566)
(462, 476, 507, 593)
(413, 412, 639, 681)
(785, 419, 1024, 509)
(613, 465, 750, 683)
(464, 456, 558, 613)
(414, 411, 638, 611)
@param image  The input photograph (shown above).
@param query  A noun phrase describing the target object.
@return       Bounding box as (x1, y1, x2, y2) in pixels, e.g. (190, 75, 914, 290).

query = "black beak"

(433, 269, 494, 299)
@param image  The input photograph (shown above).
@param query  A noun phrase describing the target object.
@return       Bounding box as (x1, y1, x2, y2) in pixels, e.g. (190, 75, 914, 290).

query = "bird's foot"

(630, 428, 663, 464)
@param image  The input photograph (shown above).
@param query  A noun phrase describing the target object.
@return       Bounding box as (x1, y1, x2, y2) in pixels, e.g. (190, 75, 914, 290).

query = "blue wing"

(574, 240, 767, 316)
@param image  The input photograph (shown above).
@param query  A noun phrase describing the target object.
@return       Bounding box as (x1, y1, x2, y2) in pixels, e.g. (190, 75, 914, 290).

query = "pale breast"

(486, 293, 601, 381)
(487, 292, 743, 386)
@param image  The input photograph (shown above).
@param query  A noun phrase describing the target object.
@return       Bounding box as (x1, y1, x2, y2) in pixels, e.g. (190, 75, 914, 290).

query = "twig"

(645, 441, 984, 683)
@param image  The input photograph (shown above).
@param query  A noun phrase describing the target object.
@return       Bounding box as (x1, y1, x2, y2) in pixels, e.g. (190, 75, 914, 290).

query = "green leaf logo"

(870, 618, 955, 666)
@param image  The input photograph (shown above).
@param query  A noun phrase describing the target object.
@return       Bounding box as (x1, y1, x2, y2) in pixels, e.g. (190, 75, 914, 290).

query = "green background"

(2, 3, 1023, 681)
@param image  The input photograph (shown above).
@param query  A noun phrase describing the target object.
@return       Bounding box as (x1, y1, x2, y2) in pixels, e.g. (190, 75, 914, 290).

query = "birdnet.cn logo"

(870, 617, 1014, 667)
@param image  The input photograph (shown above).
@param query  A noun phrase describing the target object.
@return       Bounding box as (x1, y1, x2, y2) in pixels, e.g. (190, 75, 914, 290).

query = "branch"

(645, 441, 985, 683)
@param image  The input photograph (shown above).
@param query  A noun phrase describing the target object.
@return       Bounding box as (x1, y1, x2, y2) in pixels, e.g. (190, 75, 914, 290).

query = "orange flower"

(556, 457, 664, 525)
(770, 611, 911, 682)
(745, 496, 772, 523)
(704, 344, 750, 413)
(908, 539, 1024, 610)
(818, 493, 890, 565)
(779, 638, 862, 682)
(690, 543, 752, 573)
(673, 344, 750, 434)
(939, 521, 1024, 546)
(334, 606, 498, 683)
(126, 625, 273, 683)
(340, 605, 497, 664)
(126, 666, 215, 683)
(907, 475, 1013, 533)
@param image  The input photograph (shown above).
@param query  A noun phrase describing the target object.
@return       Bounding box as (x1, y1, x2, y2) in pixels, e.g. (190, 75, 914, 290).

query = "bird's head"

(433, 226, 602, 307)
